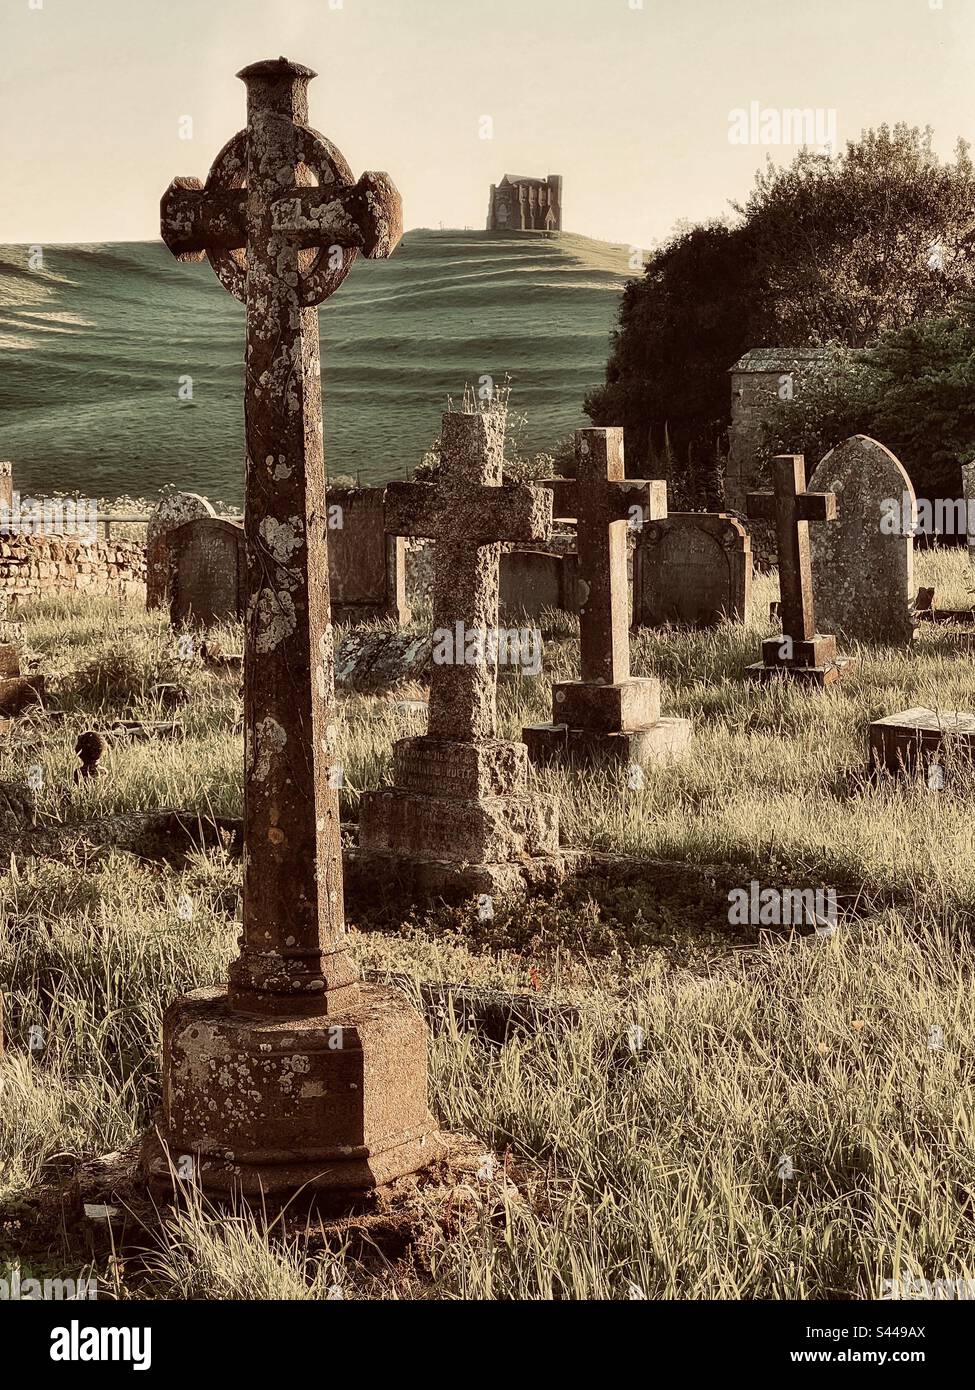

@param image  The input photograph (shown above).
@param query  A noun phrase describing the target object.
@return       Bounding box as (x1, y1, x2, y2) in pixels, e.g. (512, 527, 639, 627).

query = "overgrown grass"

(2, 552, 975, 1298)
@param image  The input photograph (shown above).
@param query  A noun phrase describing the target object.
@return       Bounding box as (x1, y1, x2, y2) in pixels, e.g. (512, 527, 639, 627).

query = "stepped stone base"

(746, 658, 857, 688)
(347, 846, 569, 906)
(358, 786, 558, 861)
(355, 734, 564, 904)
(523, 717, 693, 768)
(551, 677, 660, 732)
(761, 633, 838, 668)
(142, 983, 443, 1196)
(525, 676, 690, 768)
(747, 631, 857, 687)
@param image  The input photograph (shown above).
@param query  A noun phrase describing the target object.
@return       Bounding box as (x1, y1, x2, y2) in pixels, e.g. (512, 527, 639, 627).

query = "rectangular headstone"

(633, 512, 751, 628)
(499, 548, 577, 618)
(327, 486, 408, 624)
(167, 516, 246, 629)
(146, 492, 217, 610)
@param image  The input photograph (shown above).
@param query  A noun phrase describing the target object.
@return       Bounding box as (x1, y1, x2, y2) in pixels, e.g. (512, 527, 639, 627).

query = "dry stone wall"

(0, 534, 146, 599)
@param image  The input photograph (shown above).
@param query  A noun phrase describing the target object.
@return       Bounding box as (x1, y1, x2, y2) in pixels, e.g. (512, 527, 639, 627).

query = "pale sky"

(1, 0, 973, 248)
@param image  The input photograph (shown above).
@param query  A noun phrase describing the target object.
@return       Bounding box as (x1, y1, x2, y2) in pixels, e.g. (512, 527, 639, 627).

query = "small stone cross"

(747, 454, 836, 643)
(544, 429, 666, 684)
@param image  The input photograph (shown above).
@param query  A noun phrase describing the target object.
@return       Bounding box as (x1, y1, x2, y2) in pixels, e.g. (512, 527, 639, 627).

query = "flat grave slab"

(868, 706, 975, 779)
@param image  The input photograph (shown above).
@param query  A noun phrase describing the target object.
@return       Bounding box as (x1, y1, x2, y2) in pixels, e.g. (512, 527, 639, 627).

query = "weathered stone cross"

(746, 454, 835, 645)
(544, 429, 666, 685)
(384, 409, 552, 742)
(522, 428, 691, 765)
(744, 452, 856, 684)
(147, 58, 440, 1196)
(160, 58, 401, 1016)
(356, 406, 563, 903)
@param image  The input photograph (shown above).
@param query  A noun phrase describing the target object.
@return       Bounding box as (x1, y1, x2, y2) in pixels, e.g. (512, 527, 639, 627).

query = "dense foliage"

(586, 126, 975, 488)
(762, 300, 975, 499)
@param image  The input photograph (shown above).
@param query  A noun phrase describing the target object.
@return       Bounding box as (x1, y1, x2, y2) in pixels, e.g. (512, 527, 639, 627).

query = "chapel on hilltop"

(486, 174, 562, 231)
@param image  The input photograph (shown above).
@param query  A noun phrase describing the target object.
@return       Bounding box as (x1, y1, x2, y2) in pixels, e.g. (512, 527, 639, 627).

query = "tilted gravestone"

(963, 460, 975, 571)
(357, 407, 564, 901)
(146, 492, 216, 610)
(167, 516, 246, 629)
(523, 429, 691, 766)
(327, 486, 409, 624)
(807, 436, 916, 645)
(746, 454, 856, 686)
(634, 512, 752, 628)
(334, 630, 432, 688)
(143, 55, 442, 1197)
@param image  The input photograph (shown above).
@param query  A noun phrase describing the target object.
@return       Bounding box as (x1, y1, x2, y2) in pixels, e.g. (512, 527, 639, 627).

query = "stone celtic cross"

(747, 454, 836, 644)
(147, 58, 441, 1198)
(161, 58, 402, 1017)
(544, 429, 666, 685)
(384, 409, 552, 742)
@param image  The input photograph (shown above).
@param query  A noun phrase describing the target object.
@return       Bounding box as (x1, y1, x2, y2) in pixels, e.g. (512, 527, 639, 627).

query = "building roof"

(499, 174, 552, 187)
(729, 347, 831, 373)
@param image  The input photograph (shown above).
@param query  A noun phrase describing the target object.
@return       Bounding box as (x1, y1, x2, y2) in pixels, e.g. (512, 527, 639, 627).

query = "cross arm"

(383, 482, 441, 540)
(746, 490, 777, 521)
(477, 484, 552, 545)
(271, 173, 403, 258)
(161, 178, 246, 262)
(608, 479, 667, 524)
(383, 481, 552, 545)
(796, 491, 837, 523)
(161, 172, 403, 261)
(542, 479, 577, 519)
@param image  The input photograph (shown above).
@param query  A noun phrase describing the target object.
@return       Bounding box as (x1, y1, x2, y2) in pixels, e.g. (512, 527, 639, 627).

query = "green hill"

(0, 229, 632, 504)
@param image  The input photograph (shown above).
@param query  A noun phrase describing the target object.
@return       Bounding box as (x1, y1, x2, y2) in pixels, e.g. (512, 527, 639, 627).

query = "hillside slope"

(0, 230, 632, 503)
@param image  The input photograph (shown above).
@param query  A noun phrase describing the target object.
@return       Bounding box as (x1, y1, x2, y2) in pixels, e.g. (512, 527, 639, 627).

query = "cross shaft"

(161, 57, 402, 1016)
(545, 428, 666, 685)
(747, 454, 836, 642)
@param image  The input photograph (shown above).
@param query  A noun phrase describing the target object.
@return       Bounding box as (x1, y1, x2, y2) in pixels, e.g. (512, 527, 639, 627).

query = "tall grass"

(2, 554, 975, 1298)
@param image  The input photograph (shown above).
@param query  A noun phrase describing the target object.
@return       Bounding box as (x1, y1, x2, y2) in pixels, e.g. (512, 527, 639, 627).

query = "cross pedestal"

(354, 408, 566, 904)
(746, 455, 857, 687)
(522, 428, 693, 767)
(142, 58, 443, 1197)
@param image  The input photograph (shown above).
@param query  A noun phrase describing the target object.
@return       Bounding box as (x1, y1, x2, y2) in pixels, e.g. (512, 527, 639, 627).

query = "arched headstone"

(807, 436, 916, 645)
(634, 513, 751, 628)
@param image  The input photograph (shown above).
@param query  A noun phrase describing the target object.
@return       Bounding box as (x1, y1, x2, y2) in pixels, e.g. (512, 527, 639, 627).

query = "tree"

(585, 222, 752, 477)
(762, 300, 975, 500)
(586, 126, 975, 481)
